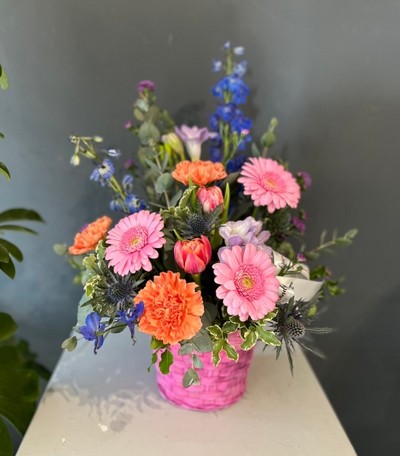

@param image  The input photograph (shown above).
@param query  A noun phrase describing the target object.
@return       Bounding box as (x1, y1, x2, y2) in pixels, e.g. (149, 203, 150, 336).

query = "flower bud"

(162, 132, 185, 158)
(174, 235, 212, 274)
(197, 186, 224, 214)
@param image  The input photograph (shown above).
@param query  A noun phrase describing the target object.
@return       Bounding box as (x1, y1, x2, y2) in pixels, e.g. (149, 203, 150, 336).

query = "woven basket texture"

(156, 332, 254, 411)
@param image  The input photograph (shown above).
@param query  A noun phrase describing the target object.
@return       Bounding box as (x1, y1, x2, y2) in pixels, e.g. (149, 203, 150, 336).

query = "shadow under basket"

(156, 332, 255, 411)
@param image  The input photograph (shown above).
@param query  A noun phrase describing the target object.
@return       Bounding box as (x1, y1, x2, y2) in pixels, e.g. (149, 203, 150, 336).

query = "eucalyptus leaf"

(155, 173, 173, 194)
(138, 122, 161, 145)
(190, 328, 213, 353)
(178, 343, 196, 356)
(192, 354, 203, 369)
(182, 368, 200, 388)
(0, 313, 17, 342)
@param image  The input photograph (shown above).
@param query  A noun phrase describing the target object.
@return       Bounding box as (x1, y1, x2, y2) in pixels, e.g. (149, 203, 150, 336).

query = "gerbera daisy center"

(262, 172, 283, 192)
(121, 226, 148, 254)
(234, 264, 264, 300)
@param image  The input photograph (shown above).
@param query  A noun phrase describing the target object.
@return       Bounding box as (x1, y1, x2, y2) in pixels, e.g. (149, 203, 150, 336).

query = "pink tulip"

(197, 186, 224, 214)
(174, 235, 212, 274)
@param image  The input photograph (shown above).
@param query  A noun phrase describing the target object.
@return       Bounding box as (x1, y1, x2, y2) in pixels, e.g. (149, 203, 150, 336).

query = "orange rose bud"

(197, 186, 224, 214)
(174, 235, 212, 274)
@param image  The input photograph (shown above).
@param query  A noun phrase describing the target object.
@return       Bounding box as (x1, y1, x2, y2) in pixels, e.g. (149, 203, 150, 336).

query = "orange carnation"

(135, 271, 204, 345)
(68, 216, 112, 255)
(172, 160, 227, 186)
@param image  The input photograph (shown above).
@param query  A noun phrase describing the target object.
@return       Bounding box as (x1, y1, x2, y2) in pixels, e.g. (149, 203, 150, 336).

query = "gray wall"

(1, 1, 398, 454)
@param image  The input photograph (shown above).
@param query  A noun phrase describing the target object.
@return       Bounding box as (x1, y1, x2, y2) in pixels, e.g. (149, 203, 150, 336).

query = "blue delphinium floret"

(212, 75, 250, 105)
(125, 194, 147, 214)
(78, 312, 106, 354)
(116, 302, 145, 340)
(90, 158, 115, 186)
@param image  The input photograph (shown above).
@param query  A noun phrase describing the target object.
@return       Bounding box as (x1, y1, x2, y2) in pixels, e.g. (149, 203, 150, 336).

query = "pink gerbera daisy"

(238, 157, 301, 213)
(213, 244, 279, 321)
(105, 210, 166, 276)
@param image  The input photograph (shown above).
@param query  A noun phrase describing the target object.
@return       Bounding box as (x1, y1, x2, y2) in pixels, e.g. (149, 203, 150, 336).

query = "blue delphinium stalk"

(78, 312, 106, 354)
(209, 43, 252, 166)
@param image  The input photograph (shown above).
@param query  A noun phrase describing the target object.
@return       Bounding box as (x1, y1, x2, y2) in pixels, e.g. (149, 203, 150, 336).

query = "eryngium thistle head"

(282, 317, 306, 340)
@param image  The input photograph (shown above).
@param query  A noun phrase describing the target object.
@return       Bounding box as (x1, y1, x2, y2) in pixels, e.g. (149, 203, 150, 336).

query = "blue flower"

(116, 302, 145, 340)
(90, 159, 115, 187)
(79, 312, 106, 354)
(106, 149, 121, 158)
(212, 75, 250, 105)
(125, 194, 147, 214)
(233, 61, 248, 78)
(233, 46, 245, 56)
(216, 103, 236, 123)
(122, 174, 134, 193)
(110, 197, 124, 212)
(212, 59, 222, 72)
(226, 155, 247, 173)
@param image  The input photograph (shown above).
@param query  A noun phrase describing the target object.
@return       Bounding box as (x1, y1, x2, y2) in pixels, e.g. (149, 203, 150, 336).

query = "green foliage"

(0, 63, 48, 454)
(159, 349, 173, 375)
(304, 228, 358, 260)
(182, 368, 200, 388)
(0, 313, 50, 455)
(207, 313, 280, 366)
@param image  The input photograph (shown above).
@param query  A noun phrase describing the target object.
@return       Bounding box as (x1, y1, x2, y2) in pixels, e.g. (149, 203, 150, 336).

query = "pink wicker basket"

(156, 332, 254, 411)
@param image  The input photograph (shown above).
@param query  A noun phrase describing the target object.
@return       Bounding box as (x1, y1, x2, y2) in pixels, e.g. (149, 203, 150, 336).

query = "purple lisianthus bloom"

(90, 158, 115, 187)
(175, 125, 218, 161)
(115, 302, 145, 341)
(78, 312, 106, 354)
(137, 79, 155, 93)
(219, 216, 271, 251)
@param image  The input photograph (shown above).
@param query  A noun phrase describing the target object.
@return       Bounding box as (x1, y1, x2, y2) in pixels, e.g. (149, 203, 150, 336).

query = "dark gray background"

(0, 1, 398, 454)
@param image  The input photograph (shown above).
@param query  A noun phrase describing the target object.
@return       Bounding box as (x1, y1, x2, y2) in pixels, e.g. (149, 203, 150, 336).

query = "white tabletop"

(17, 332, 356, 455)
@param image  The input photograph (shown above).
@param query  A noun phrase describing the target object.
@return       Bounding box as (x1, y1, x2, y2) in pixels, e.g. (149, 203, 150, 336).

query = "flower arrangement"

(58, 42, 357, 391)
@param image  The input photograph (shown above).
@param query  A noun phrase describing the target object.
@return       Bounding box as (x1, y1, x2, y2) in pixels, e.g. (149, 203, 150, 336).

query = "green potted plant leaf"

(0, 63, 49, 456)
